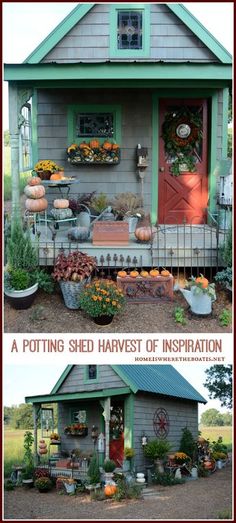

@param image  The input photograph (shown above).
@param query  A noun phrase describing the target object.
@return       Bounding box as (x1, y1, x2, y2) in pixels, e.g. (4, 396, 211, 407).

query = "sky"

(3, 363, 231, 419)
(2, 2, 234, 129)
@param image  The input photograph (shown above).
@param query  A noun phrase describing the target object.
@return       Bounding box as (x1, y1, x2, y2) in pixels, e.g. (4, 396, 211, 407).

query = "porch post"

(101, 397, 111, 460)
(33, 404, 41, 466)
(9, 83, 21, 218)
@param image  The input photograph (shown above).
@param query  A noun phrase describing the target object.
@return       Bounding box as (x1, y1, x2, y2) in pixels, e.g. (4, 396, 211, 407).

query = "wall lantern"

(91, 425, 99, 447)
(141, 432, 148, 448)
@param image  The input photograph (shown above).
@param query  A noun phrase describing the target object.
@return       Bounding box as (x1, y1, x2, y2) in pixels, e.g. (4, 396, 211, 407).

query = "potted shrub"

(144, 439, 171, 473)
(4, 220, 54, 309)
(80, 278, 125, 325)
(35, 477, 53, 493)
(86, 453, 101, 491)
(52, 251, 97, 309)
(111, 192, 144, 233)
(32, 160, 63, 180)
(103, 459, 116, 483)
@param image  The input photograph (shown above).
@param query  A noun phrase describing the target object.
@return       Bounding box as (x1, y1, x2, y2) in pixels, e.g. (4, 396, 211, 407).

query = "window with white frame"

(19, 101, 32, 171)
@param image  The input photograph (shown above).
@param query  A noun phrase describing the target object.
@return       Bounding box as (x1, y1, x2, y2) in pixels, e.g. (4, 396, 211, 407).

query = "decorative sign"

(93, 221, 129, 245)
(72, 410, 87, 423)
(153, 408, 169, 439)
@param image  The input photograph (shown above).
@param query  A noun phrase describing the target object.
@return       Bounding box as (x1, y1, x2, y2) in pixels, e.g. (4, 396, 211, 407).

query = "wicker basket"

(59, 278, 90, 309)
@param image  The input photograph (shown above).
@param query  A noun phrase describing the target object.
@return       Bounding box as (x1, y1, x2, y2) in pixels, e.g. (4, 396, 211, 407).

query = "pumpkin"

(25, 198, 48, 212)
(130, 270, 139, 278)
(53, 199, 69, 209)
(79, 141, 90, 150)
(161, 269, 170, 277)
(50, 208, 73, 220)
(39, 448, 48, 455)
(117, 270, 127, 278)
(24, 185, 45, 199)
(90, 139, 100, 149)
(50, 173, 63, 181)
(140, 270, 149, 278)
(135, 227, 153, 243)
(204, 460, 213, 470)
(67, 227, 90, 241)
(27, 176, 41, 186)
(112, 143, 120, 151)
(104, 484, 117, 497)
(39, 440, 45, 444)
(149, 268, 159, 277)
(103, 141, 112, 151)
(195, 275, 209, 289)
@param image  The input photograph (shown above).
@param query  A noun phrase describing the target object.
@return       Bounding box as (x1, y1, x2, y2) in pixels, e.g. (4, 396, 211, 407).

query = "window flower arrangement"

(79, 279, 125, 320)
(174, 452, 191, 465)
(64, 423, 88, 436)
(33, 160, 64, 180)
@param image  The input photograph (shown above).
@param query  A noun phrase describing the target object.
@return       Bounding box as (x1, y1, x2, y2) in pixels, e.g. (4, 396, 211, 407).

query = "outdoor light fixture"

(141, 432, 148, 448)
(91, 425, 99, 447)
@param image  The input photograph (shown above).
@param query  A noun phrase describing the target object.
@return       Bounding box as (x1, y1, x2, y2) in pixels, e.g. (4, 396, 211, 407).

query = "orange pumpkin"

(161, 269, 170, 277)
(39, 448, 47, 455)
(104, 484, 117, 496)
(130, 270, 139, 278)
(135, 227, 153, 243)
(117, 270, 127, 278)
(149, 268, 159, 277)
(90, 139, 100, 149)
(112, 143, 120, 151)
(195, 275, 209, 289)
(25, 198, 48, 212)
(103, 141, 112, 151)
(27, 176, 41, 186)
(53, 199, 69, 209)
(24, 185, 45, 199)
(204, 460, 214, 470)
(50, 173, 63, 181)
(140, 270, 149, 278)
(79, 141, 90, 150)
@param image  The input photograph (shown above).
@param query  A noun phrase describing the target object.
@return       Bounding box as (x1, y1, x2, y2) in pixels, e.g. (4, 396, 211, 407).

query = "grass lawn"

(4, 146, 30, 201)
(4, 428, 48, 478)
(199, 425, 232, 450)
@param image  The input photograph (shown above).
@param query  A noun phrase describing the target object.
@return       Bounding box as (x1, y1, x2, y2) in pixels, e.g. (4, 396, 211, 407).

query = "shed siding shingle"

(57, 365, 126, 394)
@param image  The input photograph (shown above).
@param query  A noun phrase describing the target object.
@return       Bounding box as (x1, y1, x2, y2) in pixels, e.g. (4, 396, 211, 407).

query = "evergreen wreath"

(162, 107, 202, 176)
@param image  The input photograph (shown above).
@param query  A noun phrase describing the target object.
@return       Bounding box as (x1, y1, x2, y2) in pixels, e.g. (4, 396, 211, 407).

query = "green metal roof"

(49, 364, 206, 404)
(22, 3, 231, 65)
(114, 365, 207, 403)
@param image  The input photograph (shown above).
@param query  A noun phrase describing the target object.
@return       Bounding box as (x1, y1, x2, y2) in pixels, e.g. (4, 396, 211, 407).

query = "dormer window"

(110, 4, 150, 58)
(88, 365, 97, 380)
(117, 11, 142, 50)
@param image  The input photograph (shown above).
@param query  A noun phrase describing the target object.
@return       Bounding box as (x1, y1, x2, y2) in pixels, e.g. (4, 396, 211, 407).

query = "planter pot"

(154, 459, 164, 474)
(122, 459, 131, 472)
(37, 487, 51, 493)
(4, 282, 39, 310)
(123, 216, 139, 233)
(59, 278, 90, 309)
(93, 315, 114, 326)
(64, 482, 76, 494)
(22, 479, 34, 488)
(104, 472, 114, 483)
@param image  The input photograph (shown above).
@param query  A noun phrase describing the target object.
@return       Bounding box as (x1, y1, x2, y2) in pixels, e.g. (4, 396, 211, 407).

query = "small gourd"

(50, 208, 73, 220)
(53, 199, 69, 209)
(135, 226, 153, 243)
(149, 268, 159, 277)
(27, 176, 41, 186)
(25, 198, 48, 213)
(90, 139, 100, 149)
(204, 460, 213, 470)
(161, 268, 170, 277)
(24, 185, 45, 199)
(130, 270, 139, 278)
(38, 439, 47, 455)
(195, 274, 209, 288)
(79, 141, 90, 150)
(140, 270, 149, 278)
(117, 270, 127, 278)
(112, 143, 120, 151)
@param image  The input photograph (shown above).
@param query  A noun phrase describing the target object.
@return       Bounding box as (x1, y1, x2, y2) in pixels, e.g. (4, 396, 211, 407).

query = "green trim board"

(4, 63, 232, 82)
(222, 88, 229, 159)
(110, 4, 150, 58)
(167, 4, 232, 64)
(151, 88, 220, 222)
(51, 365, 73, 394)
(111, 365, 137, 393)
(31, 88, 38, 165)
(67, 104, 122, 145)
(24, 4, 95, 64)
(6, 80, 232, 90)
(26, 387, 131, 404)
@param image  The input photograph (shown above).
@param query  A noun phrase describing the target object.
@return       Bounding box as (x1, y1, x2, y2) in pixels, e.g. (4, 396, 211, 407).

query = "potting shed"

(25, 364, 206, 475)
(4, 3, 232, 270)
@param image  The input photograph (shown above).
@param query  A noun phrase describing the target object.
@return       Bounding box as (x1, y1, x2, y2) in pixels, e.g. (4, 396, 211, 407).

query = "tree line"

(4, 404, 58, 429)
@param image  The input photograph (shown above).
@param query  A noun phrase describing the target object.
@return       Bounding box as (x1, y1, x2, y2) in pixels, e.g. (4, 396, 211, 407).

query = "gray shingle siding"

(57, 365, 126, 394)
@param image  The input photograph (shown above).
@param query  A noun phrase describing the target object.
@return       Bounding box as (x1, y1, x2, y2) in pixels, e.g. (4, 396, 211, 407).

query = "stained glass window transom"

(117, 11, 142, 50)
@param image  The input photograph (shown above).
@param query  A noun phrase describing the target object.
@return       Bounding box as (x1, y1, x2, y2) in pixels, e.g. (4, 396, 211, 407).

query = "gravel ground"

(4, 463, 232, 520)
(4, 287, 231, 333)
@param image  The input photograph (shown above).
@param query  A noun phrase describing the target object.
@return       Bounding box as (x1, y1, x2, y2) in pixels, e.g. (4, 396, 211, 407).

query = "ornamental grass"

(79, 279, 125, 317)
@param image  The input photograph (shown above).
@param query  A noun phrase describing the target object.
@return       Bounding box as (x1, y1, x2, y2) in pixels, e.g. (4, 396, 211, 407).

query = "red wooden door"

(158, 99, 208, 224)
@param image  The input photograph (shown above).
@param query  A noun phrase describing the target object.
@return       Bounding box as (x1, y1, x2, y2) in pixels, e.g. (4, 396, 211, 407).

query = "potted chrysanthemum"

(79, 279, 125, 325)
